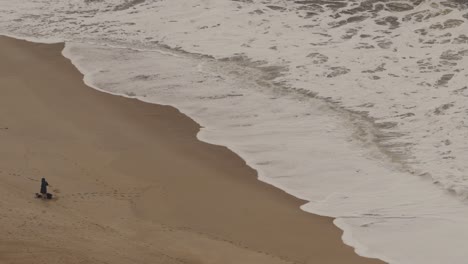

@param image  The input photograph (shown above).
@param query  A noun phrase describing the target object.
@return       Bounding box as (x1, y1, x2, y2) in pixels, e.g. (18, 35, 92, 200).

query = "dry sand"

(0, 36, 385, 264)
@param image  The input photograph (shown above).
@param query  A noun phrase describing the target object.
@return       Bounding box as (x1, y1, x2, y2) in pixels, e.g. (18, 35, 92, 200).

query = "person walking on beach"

(40, 178, 49, 199)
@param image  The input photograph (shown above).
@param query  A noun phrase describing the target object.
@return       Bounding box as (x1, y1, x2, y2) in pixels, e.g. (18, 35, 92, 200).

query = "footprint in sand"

(64, 190, 143, 203)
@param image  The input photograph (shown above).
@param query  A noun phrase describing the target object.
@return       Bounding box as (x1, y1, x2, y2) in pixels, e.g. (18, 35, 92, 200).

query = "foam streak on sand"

(2, 0, 468, 263)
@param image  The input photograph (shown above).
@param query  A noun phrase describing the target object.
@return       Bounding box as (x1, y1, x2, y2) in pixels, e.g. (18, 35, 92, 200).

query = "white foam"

(2, 0, 468, 263)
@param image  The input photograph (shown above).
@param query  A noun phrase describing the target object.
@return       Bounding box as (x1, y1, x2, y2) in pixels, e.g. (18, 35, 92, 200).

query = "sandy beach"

(0, 36, 384, 264)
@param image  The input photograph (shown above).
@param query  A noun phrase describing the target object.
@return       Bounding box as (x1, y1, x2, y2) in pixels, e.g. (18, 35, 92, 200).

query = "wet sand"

(0, 36, 385, 264)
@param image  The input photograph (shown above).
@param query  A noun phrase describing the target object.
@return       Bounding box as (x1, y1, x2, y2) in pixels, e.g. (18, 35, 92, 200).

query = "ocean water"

(1, 0, 468, 263)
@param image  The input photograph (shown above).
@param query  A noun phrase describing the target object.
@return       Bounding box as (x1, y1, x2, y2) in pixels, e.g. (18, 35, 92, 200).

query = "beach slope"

(0, 36, 384, 264)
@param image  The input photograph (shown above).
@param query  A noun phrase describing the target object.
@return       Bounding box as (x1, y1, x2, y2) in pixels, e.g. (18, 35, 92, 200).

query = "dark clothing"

(40, 178, 49, 194)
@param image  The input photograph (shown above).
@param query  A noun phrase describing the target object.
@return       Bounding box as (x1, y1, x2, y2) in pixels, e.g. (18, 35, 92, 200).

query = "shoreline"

(0, 36, 385, 264)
